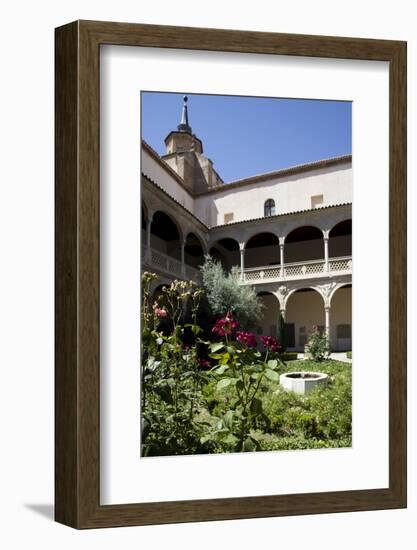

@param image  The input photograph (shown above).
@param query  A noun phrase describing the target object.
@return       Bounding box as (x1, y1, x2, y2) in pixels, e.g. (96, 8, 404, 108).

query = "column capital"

(279, 236, 285, 246)
(239, 242, 245, 252)
(322, 230, 330, 240)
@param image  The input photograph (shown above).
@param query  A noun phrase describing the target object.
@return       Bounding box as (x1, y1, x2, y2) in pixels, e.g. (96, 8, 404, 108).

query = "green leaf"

(210, 342, 225, 353)
(223, 410, 234, 430)
(236, 379, 245, 391)
(265, 369, 279, 381)
(222, 433, 239, 446)
(242, 437, 257, 452)
(267, 359, 278, 369)
(216, 378, 233, 391)
(219, 352, 230, 365)
(153, 383, 174, 404)
(214, 365, 229, 375)
(250, 397, 263, 414)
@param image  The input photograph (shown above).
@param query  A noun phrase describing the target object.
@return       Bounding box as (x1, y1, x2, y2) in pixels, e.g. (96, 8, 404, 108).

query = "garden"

(141, 259, 352, 457)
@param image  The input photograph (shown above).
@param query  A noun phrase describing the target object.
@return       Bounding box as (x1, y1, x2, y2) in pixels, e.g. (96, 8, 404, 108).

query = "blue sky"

(141, 91, 352, 183)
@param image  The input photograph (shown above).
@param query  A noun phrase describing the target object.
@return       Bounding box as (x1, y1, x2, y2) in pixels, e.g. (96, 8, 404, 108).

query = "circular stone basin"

(279, 372, 329, 394)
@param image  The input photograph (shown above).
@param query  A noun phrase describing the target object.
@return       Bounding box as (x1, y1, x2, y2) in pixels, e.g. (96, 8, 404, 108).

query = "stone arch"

(208, 237, 240, 271)
(244, 232, 280, 268)
(329, 219, 352, 258)
(141, 200, 149, 225)
(284, 287, 326, 351)
(284, 285, 326, 309)
(184, 232, 206, 269)
(284, 225, 324, 263)
(256, 291, 281, 340)
(329, 283, 352, 351)
(151, 210, 183, 261)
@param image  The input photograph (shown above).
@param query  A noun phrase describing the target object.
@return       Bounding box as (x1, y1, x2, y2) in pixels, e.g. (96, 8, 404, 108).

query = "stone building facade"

(142, 97, 352, 352)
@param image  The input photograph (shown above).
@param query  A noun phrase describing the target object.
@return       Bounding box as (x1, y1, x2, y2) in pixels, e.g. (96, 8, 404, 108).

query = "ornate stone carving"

(318, 281, 338, 306)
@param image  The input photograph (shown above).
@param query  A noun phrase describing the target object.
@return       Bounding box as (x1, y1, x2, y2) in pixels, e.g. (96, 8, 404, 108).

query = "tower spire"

(177, 95, 192, 134)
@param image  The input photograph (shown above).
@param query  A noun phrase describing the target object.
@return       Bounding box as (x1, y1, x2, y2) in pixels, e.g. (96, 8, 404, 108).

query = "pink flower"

(260, 335, 282, 352)
(212, 312, 240, 337)
(236, 331, 257, 348)
(154, 307, 167, 318)
(198, 358, 211, 369)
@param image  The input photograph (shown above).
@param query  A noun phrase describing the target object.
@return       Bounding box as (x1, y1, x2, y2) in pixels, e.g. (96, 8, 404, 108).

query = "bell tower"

(162, 96, 223, 193)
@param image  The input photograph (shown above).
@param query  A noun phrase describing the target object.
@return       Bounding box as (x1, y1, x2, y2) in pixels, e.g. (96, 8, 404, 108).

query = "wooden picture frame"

(55, 20, 407, 528)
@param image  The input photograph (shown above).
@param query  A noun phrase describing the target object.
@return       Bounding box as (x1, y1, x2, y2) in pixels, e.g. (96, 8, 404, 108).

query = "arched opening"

(150, 211, 181, 261)
(209, 238, 240, 271)
(245, 233, 279, 268)
(141, 205, 148, 254)
(141, 205, 147, 231)
(285, 226, 323, 263)
(184, 232, 205, 269)
(264, 198, 276, 217)
(329, 219, 352, 258)
(285, 288, 324, 351)
(256, 292, 280, 340)
(330, 284, 352, 351)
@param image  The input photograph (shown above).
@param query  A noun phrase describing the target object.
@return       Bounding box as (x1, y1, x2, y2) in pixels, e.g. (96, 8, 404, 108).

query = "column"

(181, 240, 186, 278)
(239, 243, 245, 281)
(279, 237, 285, 279)
(325, 305, 330, 338)
(323, 231, 329, 273)
(146, 218, 152, 263)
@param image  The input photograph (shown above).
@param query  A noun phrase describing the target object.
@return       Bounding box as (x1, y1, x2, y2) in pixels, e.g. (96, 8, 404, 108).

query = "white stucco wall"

(330, 286, 352, 351)
(194, 163, 352, 227)
(141, 147, 195, 213)
(257, 293, 280, 337)
(285, 289, 325, 350)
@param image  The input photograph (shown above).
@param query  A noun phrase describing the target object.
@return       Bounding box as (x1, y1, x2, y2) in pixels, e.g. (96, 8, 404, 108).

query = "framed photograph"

(55, 20, 406, 528)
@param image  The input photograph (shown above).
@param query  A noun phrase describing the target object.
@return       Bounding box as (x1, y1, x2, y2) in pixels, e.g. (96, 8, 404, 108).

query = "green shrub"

(347, 351, 352, 359)
(257, 433, 352, 451)
(280, 352, 298, 362)
(261, 360, 352, 445)
(200, 256, 263, 328)
(305, 327, 330, 361)
(141, 271, 352, 456)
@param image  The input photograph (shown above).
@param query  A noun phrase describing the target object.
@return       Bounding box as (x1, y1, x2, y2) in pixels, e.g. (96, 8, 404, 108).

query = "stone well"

(279, 371, 329, 395)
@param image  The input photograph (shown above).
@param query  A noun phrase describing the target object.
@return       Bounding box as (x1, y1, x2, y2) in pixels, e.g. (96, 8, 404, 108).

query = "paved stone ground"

(297, 352, 352, 364)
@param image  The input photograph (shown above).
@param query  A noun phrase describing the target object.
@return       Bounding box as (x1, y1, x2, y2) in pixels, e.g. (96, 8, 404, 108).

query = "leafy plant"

(200, 256, 263, 328)
(141, 274, 216, 456)
(141, 272, 351, 456)
(304, 326, 330, 362)
(203, 314, 283, 452)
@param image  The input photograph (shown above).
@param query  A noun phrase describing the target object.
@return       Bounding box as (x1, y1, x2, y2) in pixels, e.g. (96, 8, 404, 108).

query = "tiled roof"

(211, 202, 352, 230)
(195, 155, 352, 196)
(141, 139, 352, 197)
(142, 172, 351, 231)
(141, 173, 209, 230)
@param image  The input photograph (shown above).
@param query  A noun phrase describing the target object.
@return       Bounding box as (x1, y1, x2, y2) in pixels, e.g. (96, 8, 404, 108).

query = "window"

(264, 199, 275, 217)
(224, 212, 234, 224)
(311, 194, 324, 209)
